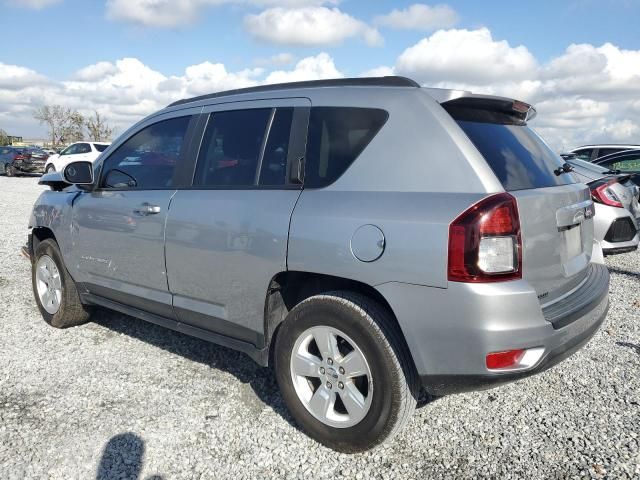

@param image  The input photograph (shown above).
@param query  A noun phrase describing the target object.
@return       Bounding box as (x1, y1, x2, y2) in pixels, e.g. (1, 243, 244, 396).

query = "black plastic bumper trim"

(542, 263, 609, 330)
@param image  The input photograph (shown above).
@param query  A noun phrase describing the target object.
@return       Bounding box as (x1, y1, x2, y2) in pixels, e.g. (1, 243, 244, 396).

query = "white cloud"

(0, 54, 342, 138)
(392, 28, 640, 150)
(106, 0, 225, 28)
(2, 29, 640, 152)
(265, 52, 342, 83)
(360, 66, 395, 77)
(397, 28, 537, 85)
(5, 0, 61, 9)
(0, 63, 48, 90)
(244, 7, 383, 46)
(374, 3, 458, 31)
(105, 0, 340, 28)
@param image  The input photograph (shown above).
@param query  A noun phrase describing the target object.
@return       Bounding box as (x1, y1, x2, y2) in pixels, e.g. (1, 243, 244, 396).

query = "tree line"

(33, 106, 115, 147)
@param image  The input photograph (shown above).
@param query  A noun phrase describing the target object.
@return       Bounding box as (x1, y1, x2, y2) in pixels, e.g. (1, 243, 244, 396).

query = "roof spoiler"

(442, 95, 537, 125)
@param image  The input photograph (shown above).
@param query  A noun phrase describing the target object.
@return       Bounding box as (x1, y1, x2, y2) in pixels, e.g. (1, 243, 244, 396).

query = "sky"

(1, 0, 639, 151)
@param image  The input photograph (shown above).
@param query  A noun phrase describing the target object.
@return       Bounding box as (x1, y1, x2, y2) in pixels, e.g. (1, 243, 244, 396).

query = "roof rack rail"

(167, 76, 420, 108)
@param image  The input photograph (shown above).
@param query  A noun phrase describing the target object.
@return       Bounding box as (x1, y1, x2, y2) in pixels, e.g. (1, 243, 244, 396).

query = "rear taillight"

(448, 193, 522, 283)
(591, 179, 623, 208)
(14, 154, 25, 161)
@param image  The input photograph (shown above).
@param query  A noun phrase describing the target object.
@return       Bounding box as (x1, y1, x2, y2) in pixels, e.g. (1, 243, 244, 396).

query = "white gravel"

(0, 176, 639, 479)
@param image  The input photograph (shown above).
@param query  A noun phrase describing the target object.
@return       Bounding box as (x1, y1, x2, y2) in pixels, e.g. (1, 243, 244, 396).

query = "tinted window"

(94, 144, 109, 152)
(457, 121, 572, 191)
(260, 108, 293, 186)
(101, 116, 191, 189)
(573, 151, 592, 161)
(304, 107, 388, 188)
(76, 143, 91, 154)
(61, 144, 78, 155)
(596, 148, 621, 158)
(573, 148, 593, 161)
(195, 109, 271, 187)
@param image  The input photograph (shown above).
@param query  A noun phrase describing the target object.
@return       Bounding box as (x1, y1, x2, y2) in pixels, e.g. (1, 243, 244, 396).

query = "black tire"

(32, 239, 91, 328)
(45, 164, 55, 173)
(274, 291, 419, 452)
(5, 164, 15, 177)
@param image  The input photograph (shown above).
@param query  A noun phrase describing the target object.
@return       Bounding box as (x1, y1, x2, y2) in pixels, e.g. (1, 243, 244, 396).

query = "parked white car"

(44, 142, 110, 173)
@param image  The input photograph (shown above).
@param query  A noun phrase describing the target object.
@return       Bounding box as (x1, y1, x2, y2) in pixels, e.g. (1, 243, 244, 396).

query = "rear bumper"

(594, 203, 639, 253)
(377, 263, 610, 396)
(14, 161, 45, 173)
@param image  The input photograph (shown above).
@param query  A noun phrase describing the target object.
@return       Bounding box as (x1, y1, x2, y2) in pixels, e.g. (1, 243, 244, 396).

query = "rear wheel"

(45, 164, 55, 173)
(274, 292, 419, 452)
(32, 239, 91, 328)
(5, 164, 15, 177)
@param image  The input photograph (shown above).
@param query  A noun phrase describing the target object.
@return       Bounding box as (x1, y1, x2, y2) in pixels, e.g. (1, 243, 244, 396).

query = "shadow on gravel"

(92, 309, 298, 428)
(607, 266, 640, 279)
(92, 309, 434, 430)
(96, 432, 156, 480)
(616, 342, 640, 356)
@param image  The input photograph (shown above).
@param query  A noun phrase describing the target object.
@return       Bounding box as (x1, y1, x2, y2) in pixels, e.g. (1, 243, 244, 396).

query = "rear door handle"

(134, 203, 161, 216)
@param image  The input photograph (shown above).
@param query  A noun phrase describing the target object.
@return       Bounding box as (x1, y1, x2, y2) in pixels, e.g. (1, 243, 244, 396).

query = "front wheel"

(274, 292, 419, 452)
(45, 164, 55, 173)
(32, 239, 91, 328)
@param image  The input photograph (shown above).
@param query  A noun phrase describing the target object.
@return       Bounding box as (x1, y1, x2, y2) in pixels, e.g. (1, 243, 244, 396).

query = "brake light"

(14, 154, 25, 161)
(591, 180, 623, 208)
(448, 193, 522, 283)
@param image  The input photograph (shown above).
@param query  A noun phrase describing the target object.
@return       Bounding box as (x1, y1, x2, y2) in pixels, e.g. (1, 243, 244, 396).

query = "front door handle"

(134, 203, 161, 216)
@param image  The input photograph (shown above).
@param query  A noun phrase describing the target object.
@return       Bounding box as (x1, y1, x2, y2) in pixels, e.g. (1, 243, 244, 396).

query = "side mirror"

(63, 161, 94, 185)
(39, 170, 68, 191)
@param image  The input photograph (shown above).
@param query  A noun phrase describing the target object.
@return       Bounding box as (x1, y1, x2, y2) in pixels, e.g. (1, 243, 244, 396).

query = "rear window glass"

(95, 144, 109, 152)
(305, 107, 388, 188)
(456, 121, 572, 191)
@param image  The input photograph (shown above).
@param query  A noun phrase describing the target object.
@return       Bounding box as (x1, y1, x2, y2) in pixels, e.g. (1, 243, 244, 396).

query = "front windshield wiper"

(604, 169, 621, 175)
(554, 163, 574, 176)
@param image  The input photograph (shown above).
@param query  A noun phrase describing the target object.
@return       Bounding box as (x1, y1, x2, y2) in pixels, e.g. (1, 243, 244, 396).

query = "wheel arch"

(31, 226, 57, 256)
(263, 271, 416, 371)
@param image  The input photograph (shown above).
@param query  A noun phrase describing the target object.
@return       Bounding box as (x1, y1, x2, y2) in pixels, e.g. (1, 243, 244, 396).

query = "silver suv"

(27, 77, 610, 452)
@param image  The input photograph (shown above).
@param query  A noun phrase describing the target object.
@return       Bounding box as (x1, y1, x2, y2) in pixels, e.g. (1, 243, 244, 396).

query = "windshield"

(456, 121, 574, 191)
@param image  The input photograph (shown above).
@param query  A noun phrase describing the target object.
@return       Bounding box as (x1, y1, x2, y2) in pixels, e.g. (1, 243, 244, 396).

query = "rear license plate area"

(564, 225, 582, 259)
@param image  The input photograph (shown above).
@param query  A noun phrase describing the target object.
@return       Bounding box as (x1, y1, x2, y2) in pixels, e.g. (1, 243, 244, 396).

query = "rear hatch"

(444, 96, 594, 305)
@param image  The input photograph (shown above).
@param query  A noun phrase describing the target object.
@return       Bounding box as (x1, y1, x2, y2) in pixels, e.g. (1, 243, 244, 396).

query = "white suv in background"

(44, 142, 110, 173)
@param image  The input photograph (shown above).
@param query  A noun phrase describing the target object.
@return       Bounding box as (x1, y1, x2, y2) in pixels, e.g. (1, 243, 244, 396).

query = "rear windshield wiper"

(604, 169, 621, 175)
(554, 163, 574, 176)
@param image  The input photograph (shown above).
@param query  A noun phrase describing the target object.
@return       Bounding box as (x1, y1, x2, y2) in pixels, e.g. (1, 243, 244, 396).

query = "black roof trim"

(167, 76, 420, 108)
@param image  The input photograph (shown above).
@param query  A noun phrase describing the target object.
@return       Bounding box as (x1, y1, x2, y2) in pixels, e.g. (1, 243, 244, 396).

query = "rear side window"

(304, 107, 388, 188)
(195, 109, 271, 187)
(76, 143, 91, 154)
(94, 144, 109, 152)
(573, 149, 593, 161)
(596, 148, 620, 158)
(100, 116, 191, 189)
(456, 121, 571, 191)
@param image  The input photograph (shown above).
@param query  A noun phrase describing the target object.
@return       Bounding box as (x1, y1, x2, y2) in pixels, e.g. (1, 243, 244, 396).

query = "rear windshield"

(94, 144, 109, 152)
(456, 121, 572, 191)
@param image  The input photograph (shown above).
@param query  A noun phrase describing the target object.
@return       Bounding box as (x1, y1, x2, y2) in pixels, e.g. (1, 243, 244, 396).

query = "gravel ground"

(0, 176, 639, 480)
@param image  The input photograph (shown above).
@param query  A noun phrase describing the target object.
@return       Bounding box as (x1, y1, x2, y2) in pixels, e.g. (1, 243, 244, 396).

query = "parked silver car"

(27, 77, 609, 452)
(567, 157, 640, 254)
